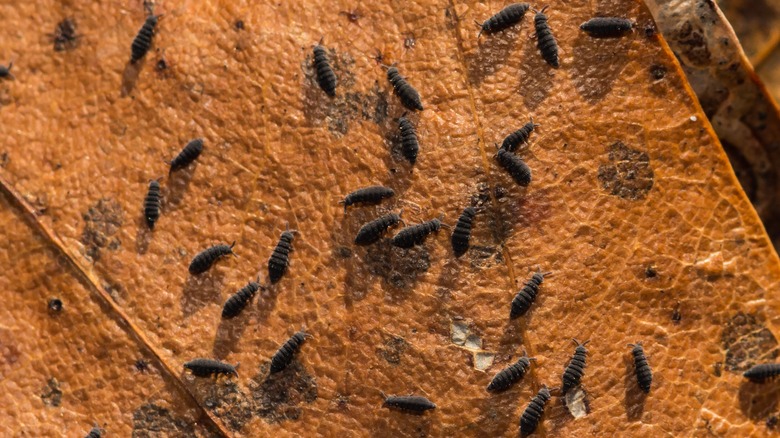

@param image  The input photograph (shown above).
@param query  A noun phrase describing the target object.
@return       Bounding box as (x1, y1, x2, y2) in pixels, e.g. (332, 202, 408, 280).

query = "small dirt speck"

(650, 64, 666, 80)
(41, 378, 62, 407)
(364, 239, 430, 289)
(53, 18, 79, 51)
(47, 298, 63, 313)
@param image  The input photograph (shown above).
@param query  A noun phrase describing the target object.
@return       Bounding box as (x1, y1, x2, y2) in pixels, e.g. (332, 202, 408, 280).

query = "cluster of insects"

(72, 2, 656, 436)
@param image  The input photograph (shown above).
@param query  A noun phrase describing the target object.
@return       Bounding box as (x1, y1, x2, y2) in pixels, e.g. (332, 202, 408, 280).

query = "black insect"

(188, 242, 236, 275)
(354, 212, 402, 245)
(222, 281, 260, 319)
(270, 331, 309, 373)
(85, 426, 103, 438)
(487, 355, 535, 392)
(313, 43, 337, 97)
(744, 362, 780, 383)
(580, 17, 634, 38)
(561, 339, 590, 394)
(451, 206, 476, 257)
(496, 148, 532, 186)
(510, 271, 550, 318)
(629, 343, 653, 392)
(168, 138, 203, 174)
(501, 118, 540, 152)
(398, 115, 420, 164)
(268, 230, 296, 284)
(0, 61, 13, 79)
(382, 394, 436, 413)
(534, 7, 559, 68)
(183, 358, 239, 378)
(476, 3, 531, 37)
(143, 179, 161, 230)
(340, 186, 395, 212)
(391, 218, 443, 248)
(520, 386, 551, 436)
(387, 66, 423, 111)
(131, 15, 160, 63)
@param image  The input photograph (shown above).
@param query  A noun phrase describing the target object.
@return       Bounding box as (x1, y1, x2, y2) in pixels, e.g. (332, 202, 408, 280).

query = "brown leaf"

(0, 0, 778, 436)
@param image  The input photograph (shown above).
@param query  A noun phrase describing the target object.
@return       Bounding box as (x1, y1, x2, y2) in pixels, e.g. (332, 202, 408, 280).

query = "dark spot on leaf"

(597, 142, 654, 200)
(376, 335, 410, 364)
(645, 265, 657, 278)
(234, 20, 244, 30)
(364, 239, 430, 290)
(722, 312, 779, 372)
(767, 415, 778, 430)
(203, 381, 253, 431)
(132, 403, 196, 437)
(81, 198, 124, 262)
(250, 360, 318, 424)
(334, 246, 352, 259)
(41, 378, 62, 407)
(713, 362, 722, 377)
(672, 302, 682, 324)
(135, 359, 149, 372)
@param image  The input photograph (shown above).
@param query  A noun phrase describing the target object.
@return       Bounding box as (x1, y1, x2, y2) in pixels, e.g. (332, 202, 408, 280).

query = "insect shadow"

(571, 31, 632, 104)
(121, 59, 144, 97)
(165, 162, 197, 211)
(739, 379, 780, 421)
(517, 32, 554, 111)
(181, 271, 225, 318)
(466, 27, 522, 87)
(135, 216, 152, 255)
(624, 352, 647, 421)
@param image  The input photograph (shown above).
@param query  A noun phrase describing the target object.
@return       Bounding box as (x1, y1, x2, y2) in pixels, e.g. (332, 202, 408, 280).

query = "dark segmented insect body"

(183, 358, 238, 378)
(0, 61, 13, 79)
(487, 356, 534, 392)
(354, 213, 402, 245)
(510, 271, 549, 319)
(387, 66, 423, 111)
(630, 343, 653, 392)
(313, 44, 337, 96)
(520, 386, 551, 436)
(222, 281, 260, 319)
(383, 395, 436, 413)
(85, 427, 102, 438)
(496, 148, 532, 186)
(743, 363, 780, 384)
(451, 207, 476, 257)
(562, 339, 590, 394)
(188, 242, 235, 275)
(534, 8, 559, 68)
(270, 331, 308, 373)
(169, 138, 203, 173)
(398, 115, 419, 164)
(502, 118, 539, 152)
(268, 231, 295, 284)
(478, 3, 531, 36)
(131, 15, 159, 63)
(580, 17, 634, 38)
(143, 180, 161, 230)
(341, 186, 395, 212)
(391, 218, 442, 248)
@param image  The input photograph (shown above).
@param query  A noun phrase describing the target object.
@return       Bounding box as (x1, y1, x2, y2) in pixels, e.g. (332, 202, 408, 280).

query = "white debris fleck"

(450, 321, 469, 346)
(690, 115, 698, 122)
(474, 352, 496, 371)
(565, 386, 589, 418)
